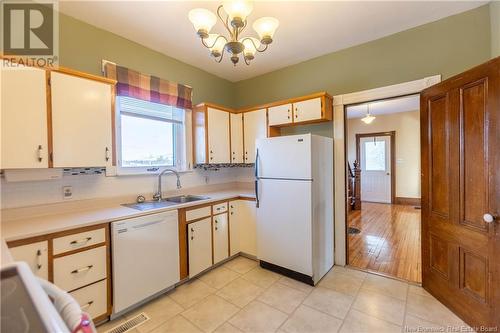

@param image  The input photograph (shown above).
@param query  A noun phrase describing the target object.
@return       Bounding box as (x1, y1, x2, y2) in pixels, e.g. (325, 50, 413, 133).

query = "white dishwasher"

(111, 210, 179, 316)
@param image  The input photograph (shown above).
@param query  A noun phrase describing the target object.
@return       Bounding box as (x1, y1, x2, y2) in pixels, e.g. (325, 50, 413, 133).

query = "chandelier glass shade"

(361, 103, 376, 124)
(188, 1, 279, 66)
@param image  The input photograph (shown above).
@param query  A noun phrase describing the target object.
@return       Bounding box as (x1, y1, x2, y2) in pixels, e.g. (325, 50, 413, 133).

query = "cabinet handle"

(71, 265, 93, 274)
(190, 227, 194, 240)
(70, 237, 92, 246)
(37, 145, 43, 162)
(230, 205, 234, 208)
(36, 249, 42, 270)
(231, 212, 234, 215)
(105, 147, 110, 161)
(80, 301, 94, 310)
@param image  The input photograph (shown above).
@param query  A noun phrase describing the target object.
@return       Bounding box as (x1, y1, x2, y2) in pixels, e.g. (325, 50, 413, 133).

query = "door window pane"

(364, 141, 386, 171)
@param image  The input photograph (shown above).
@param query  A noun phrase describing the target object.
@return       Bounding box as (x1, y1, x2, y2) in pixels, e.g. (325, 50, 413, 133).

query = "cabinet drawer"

(213, 202, 228, 214)
(54, 246, 107, 291)
(70, 279, 108, 319)
(53, 228, 106, 255)
(186, 206, 211, 221)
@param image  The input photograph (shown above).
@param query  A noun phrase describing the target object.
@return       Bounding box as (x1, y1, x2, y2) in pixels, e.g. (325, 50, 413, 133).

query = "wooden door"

(359, 136, 392, 203)
(230, 113, 244, 163)
(294, 97, 322, 123)
(207, 107, 230, 164)
(243, 109, 266, 163)
(1, 65, 49, 168)
(421, 57, 499, 328)
(51, 72, 113, 168)
(268, 103, 292, 126)
(213, 213, 229, 264)
(188, 218, 212, 277)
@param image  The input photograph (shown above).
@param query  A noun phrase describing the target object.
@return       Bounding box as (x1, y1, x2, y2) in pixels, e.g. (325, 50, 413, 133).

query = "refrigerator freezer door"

(256, 178, 312, 275)
(256, 134, 311, 180)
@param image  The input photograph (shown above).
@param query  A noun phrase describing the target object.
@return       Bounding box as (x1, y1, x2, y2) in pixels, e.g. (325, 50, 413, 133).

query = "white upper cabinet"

(1, 65, 49, 168)
(207, 107, 230, 164)
(293, 97, 322, 123)
(243, 109, 267, 163)
(268, 103, 292, 126)
(230, 113, 244, 163)
(51, 72, 113, 168)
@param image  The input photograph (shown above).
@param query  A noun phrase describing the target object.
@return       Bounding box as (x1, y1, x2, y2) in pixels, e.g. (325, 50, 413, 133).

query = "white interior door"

(360, 135, 391, 203)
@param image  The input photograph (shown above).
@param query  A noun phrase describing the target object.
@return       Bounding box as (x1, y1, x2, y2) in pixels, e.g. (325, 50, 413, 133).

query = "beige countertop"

(1, 184, 255, 242)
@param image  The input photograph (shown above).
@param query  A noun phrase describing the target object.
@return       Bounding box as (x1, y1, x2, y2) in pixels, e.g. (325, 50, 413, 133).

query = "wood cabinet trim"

(50, 67, 116, 86)
(238, 91, 332, 113)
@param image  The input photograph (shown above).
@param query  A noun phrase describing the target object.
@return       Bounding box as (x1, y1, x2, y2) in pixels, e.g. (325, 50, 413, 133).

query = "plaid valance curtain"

(104, 62, 193, 109)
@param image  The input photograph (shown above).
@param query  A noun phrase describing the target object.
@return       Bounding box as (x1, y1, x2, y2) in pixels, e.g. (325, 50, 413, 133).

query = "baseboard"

(260, 260, 314, 286)
(395, 197, 421, 206)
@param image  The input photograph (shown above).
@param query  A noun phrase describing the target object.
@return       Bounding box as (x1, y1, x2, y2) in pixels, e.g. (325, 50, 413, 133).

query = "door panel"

(188, 218, 212, 277)
(268, 103, 292, 126)
(51, 72, 112, 168)
(294, 98, 321, 123)
(230, 113, 244, 163)
(213, 213, 229, 264)
(256, 134, 311, 179)
(421, 57, 499, 328)
(243, 109, 266, 163)
(360, 136, 391, 203)
(207, 108, 230, 164)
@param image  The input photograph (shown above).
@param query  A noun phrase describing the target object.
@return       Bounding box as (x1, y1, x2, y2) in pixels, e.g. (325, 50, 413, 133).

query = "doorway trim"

(331, 75, 441, 266)
(355, 131, 396, 204)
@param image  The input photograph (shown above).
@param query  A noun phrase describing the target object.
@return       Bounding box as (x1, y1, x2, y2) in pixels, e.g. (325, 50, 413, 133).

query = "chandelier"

(361, 103, 376, 124)
(188, 1, 279, 66)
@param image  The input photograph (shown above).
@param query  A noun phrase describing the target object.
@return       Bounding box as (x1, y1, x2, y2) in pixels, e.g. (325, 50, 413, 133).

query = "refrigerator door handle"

(255, 148, 260, 208)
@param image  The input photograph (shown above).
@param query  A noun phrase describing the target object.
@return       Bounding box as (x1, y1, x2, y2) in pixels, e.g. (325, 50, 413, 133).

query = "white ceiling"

(346, 94, 420, 119)
(59, 1, 486, 82)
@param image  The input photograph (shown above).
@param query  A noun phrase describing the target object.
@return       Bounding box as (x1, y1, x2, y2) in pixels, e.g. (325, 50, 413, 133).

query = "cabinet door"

(230, 113, 244, 163)
(213, 213, 229, 264)
(207, 107, 230, 164)
(268, 103, 292, 126)
(243, 109, 266, 163)
(1, 65, 49, 168)
(235, 200, 257, 257)
(51, 72, 113, 167)
(188, 218, 213, 277)
(9, 241, 49, 280)
(294, 98, 322, 123)
(229, 201, 240, 256)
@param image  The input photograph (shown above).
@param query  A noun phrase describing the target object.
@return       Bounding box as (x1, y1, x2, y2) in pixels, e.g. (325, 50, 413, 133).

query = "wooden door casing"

(420, 57, 499, 328)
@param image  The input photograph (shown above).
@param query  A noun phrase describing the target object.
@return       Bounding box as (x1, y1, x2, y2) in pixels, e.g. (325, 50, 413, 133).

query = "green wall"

(491, 1, 500, 58)
(233, 5, 491, 137)
(58, 14, 235, 106)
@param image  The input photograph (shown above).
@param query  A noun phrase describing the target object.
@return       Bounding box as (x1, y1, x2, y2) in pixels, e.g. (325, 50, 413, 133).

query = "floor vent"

(348, 227, 361, 234)
(104, 313, 150, 333)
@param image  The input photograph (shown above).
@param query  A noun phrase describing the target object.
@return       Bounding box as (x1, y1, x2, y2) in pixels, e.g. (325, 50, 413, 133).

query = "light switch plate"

(63, 186, 73, 200)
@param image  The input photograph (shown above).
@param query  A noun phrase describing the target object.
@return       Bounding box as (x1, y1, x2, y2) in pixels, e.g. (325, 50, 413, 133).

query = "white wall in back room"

(1, 167, 255, 209)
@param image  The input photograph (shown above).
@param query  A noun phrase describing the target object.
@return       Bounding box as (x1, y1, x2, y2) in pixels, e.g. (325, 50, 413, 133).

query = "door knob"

(483, 213, 496, 223)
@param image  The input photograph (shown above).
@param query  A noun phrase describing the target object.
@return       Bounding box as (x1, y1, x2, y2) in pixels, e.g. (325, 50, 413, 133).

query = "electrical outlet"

(63, 186, 73, 200)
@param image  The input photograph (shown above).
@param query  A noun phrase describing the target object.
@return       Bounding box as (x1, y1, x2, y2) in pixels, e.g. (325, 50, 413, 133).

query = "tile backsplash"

(1, 167, 254, 209)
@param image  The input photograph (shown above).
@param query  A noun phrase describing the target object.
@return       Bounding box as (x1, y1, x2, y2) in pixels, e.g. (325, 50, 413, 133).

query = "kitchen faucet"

(153, 168, 182, 201)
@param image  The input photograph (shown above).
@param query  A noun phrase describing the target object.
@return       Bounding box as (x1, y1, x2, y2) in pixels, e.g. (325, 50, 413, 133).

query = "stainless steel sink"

(122, 195, 209, 211)
(165, 195, 210, 203)
(122, 200, 177, 211)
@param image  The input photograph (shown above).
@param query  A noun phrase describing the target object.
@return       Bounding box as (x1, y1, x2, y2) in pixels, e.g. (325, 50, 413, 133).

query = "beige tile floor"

(98, 256, 472, 333)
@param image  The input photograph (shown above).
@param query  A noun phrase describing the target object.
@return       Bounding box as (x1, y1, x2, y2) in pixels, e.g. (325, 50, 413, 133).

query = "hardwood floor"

(348, 202, 421, 283)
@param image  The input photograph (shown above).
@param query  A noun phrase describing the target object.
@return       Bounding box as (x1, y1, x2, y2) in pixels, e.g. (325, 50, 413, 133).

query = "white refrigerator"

(255, 134, 334, 285)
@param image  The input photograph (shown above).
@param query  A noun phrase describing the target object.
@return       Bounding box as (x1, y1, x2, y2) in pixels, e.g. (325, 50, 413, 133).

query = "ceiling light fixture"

(361, 103, 376, 124)
(188, 1, 279, 66)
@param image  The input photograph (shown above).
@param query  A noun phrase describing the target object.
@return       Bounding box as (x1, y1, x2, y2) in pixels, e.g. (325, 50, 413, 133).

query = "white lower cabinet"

(213, 213, 229, 264)
(53, 246, 107, 291)
(9, 241, 49, 280)
(229, 200, 257, 257)
(188, 218, 213, 277)
(70, 279, 108, 319)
